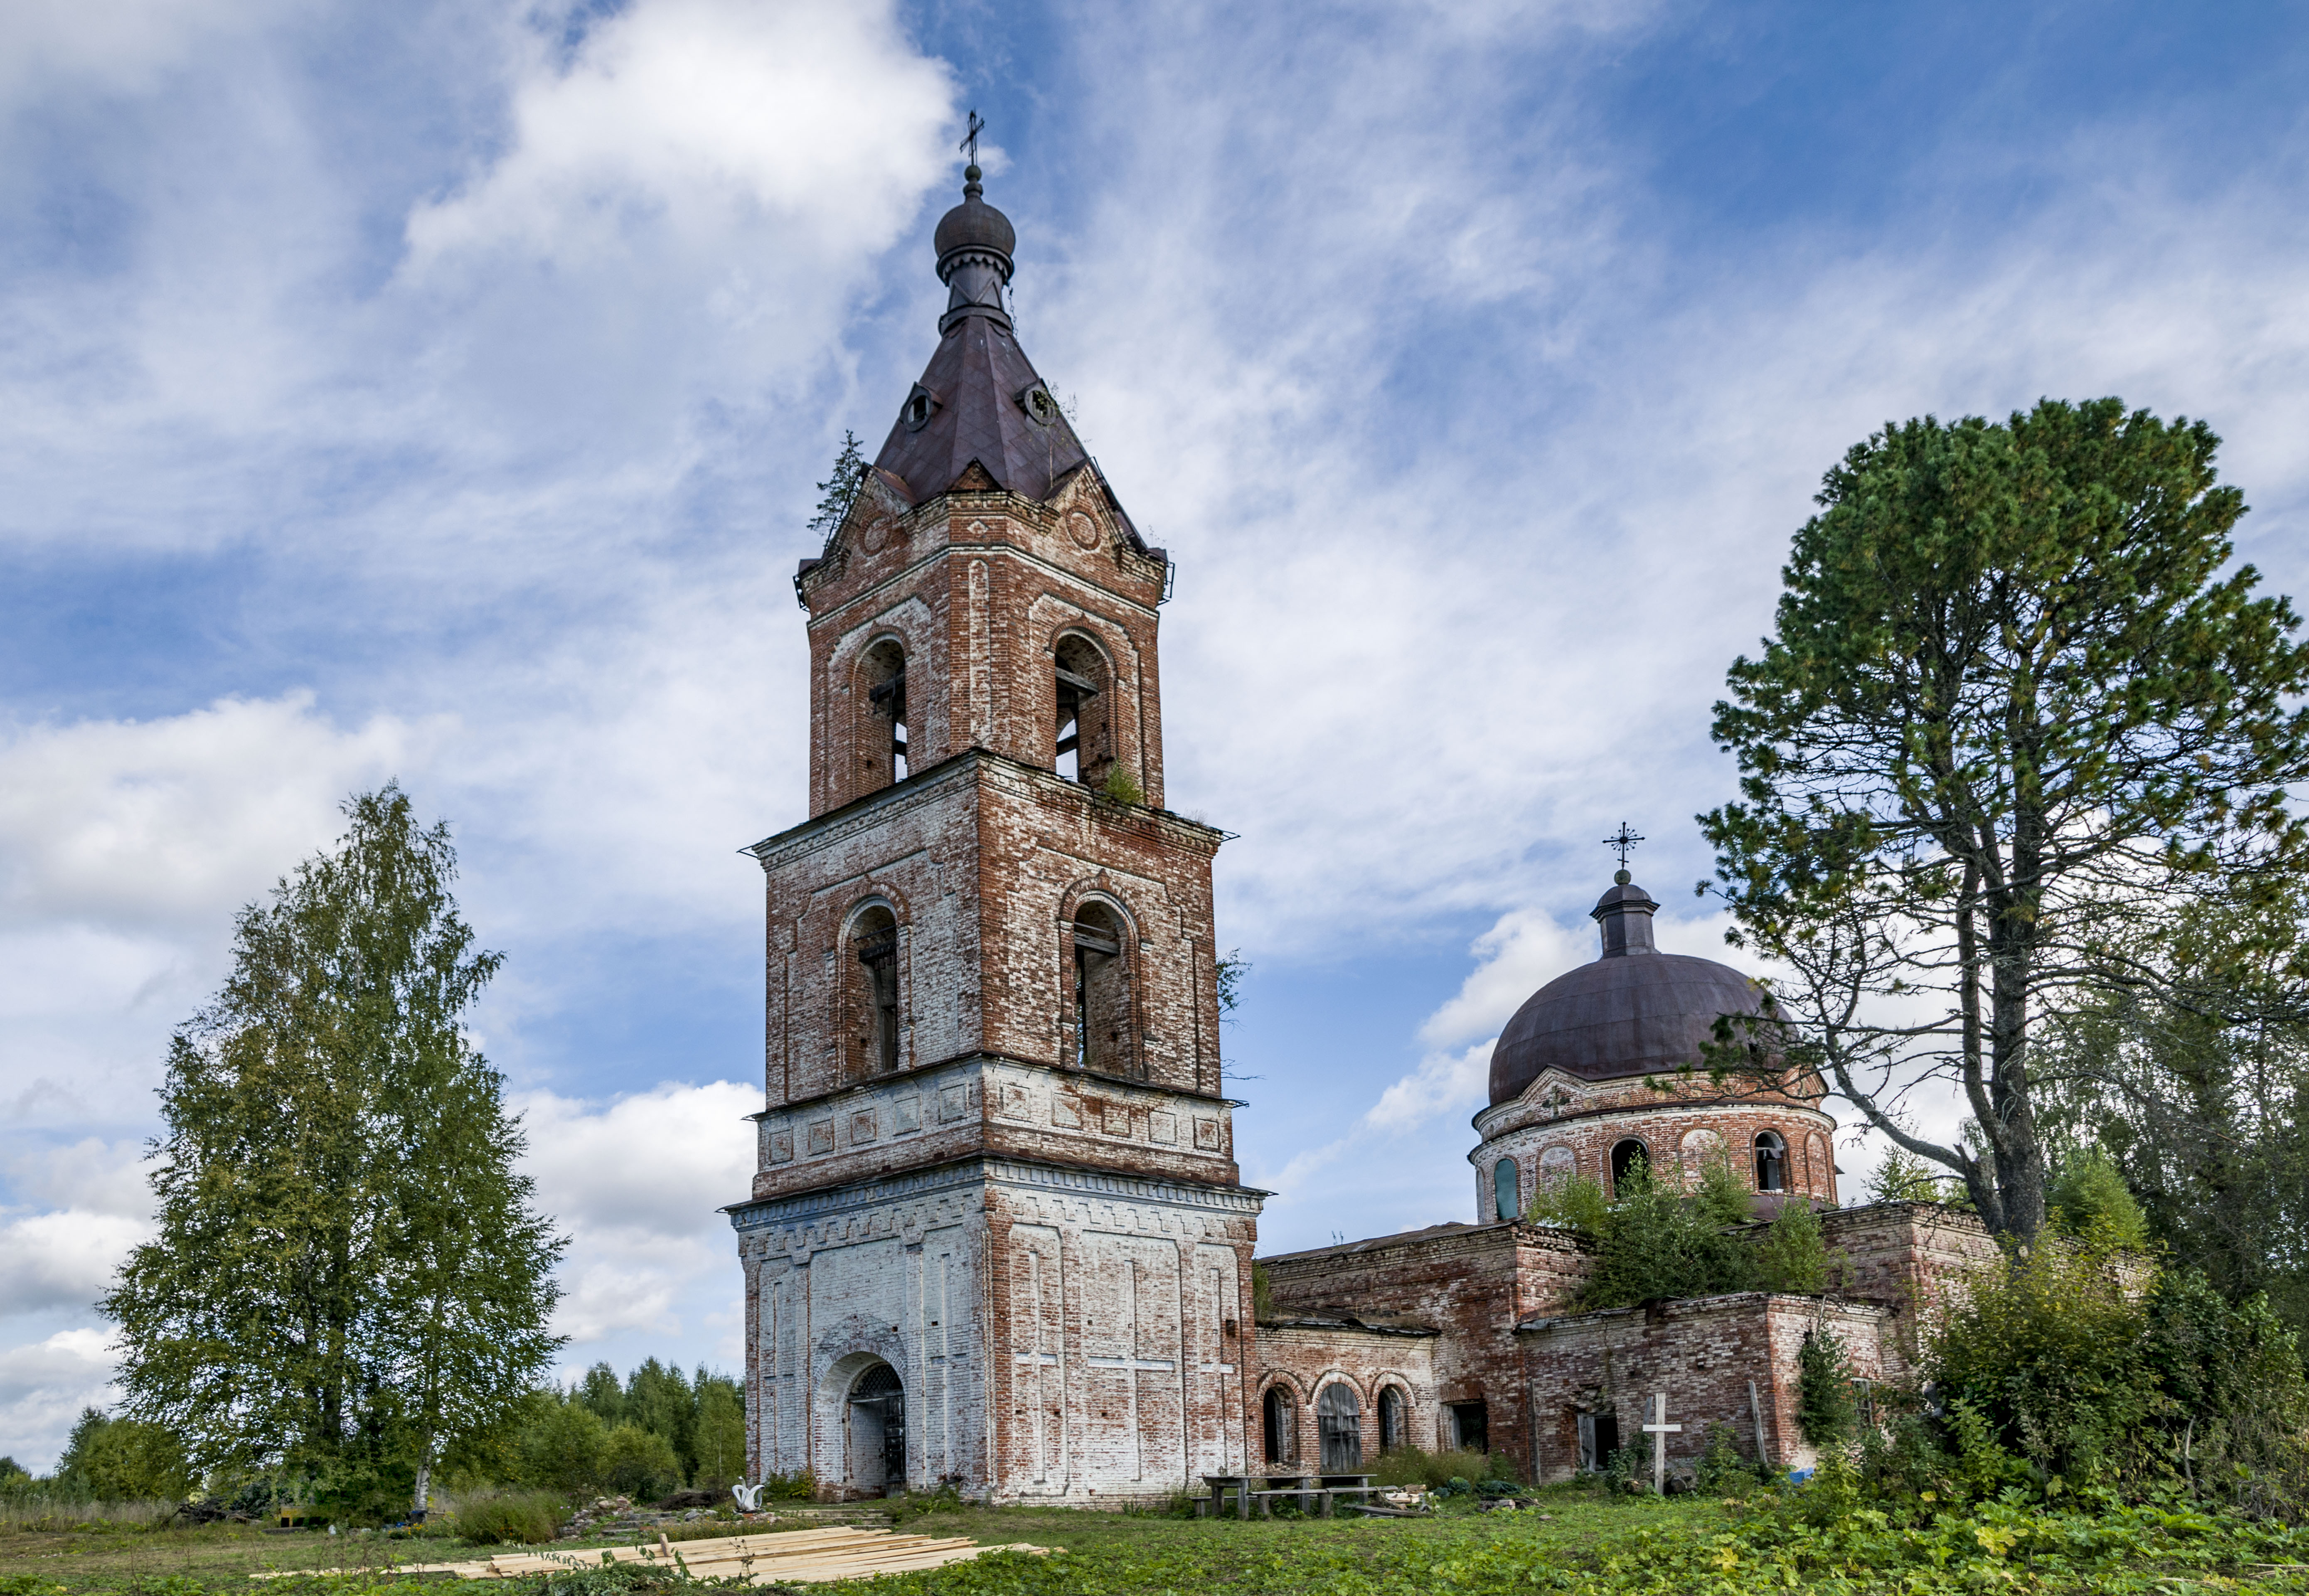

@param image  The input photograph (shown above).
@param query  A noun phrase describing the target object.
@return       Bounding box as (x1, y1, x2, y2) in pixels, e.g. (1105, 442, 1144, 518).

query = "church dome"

(1487, 876, 1767, 1105)
(934, 166, 1016, 266)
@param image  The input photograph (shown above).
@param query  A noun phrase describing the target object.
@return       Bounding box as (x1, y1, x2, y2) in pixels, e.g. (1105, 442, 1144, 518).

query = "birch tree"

(103, 786, 563, 1512)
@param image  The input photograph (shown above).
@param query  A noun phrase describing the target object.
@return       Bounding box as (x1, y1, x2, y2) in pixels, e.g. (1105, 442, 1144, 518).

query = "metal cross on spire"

(1603, 821, 1646, 871)
(960, 109, 985, 167)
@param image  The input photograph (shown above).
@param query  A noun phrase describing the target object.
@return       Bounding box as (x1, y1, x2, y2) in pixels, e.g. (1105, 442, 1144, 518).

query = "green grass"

(1, 1486, 2305, 1595)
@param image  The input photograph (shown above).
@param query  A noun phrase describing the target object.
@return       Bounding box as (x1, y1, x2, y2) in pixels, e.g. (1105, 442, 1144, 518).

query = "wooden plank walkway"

(261, 1526, 1051, 1585)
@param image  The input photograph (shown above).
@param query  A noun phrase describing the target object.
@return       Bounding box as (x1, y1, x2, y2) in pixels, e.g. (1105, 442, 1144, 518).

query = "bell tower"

(728, 162, 1263, 1502)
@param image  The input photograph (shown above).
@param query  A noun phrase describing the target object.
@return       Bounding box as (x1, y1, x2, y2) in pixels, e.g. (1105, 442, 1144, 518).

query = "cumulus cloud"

(517, 1081, 757, 1344)
(0, 1211, 148, 1321)
(0, 1329, 116, 1473)
(408, 0, 951, 269)
(0, 693, 416, 937)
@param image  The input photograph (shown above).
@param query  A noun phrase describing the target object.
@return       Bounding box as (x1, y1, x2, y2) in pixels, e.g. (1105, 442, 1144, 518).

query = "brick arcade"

(725, 165, 1993, 1503)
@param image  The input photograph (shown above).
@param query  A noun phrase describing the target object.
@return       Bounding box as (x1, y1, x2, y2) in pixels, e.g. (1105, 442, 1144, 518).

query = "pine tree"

(102, 786, 564, 1514)
(1703, 399, 2309, 1239)
(807, 431, 868, 540)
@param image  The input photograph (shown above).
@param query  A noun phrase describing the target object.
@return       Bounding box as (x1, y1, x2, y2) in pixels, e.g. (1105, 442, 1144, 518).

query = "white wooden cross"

(1642, 1392, 1681, 1496)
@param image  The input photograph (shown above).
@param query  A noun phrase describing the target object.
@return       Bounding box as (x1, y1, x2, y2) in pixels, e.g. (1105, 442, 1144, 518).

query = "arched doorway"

(848, 1362, 906, 1496)
(1316, 1383, 1363, 1473)
(1378, 1385, 1406, 1453)
(1261, 1385, 1295, 1464)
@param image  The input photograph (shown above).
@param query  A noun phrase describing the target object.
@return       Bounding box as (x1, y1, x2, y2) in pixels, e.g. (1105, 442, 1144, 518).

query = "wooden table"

(1201, 1474, 1253, 1520)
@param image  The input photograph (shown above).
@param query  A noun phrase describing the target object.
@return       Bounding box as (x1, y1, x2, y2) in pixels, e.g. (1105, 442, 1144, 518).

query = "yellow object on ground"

(266, 1526, 1050, 1585)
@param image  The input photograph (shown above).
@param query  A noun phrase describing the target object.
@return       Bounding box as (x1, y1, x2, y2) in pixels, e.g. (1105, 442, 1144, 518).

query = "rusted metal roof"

(1487, 878, 1767, 1104)
(870, 313, 1090, 506)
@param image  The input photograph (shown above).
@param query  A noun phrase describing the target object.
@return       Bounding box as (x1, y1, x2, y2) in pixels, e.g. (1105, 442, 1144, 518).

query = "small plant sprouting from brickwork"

(808, 431, 868, 542)
(1098, 765, 1144, 806)
(1214, 949, 1249, 1018)
(1251, 1263, 1277, 1321)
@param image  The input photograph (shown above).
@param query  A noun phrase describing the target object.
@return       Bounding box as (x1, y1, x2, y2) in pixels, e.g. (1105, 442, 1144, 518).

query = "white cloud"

(517, 1081, 757, 1344)
(0, 1328, 116, 1474)
(0, 1211, 149, 1321)
(408, 0, 952, 270)
(0, 0, 300, 111)
(0, 693, 416, 937)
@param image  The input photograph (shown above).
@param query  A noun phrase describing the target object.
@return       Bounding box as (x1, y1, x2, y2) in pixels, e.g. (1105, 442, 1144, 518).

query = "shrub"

(602, 1423, 683, 1501)
(1581, 1161, 1752, 1308)
(1695, 1421, 1758, 1492)
(52, 1410, 194, 1503)
(1755, 1197, 1828, 1294)
(2047, 1150, 2151, 1250)
(1526, 1173, 1608, 1234)
(452, 1489, 564, 1546)
(1098, 767, 1144, 806)
(517, 1398, 610, 1494)
(1794, 1323, 1855, 1450)
(1367, 1446, 1504, 1490)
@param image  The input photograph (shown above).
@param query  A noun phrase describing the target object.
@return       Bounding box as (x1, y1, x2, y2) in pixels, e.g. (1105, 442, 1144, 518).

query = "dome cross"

(1603, 821, 1645, 879)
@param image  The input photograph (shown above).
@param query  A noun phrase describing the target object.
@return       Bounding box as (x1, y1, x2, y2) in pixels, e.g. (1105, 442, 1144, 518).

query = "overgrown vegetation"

(1928, 1232, 2309, 1506)
(449, 1489, 563, 1546)
(1527, 1159, 1831, 1310)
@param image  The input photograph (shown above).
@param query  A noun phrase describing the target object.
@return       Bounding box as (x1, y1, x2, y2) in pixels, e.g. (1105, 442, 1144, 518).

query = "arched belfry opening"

(847, 1362, 906, 1496)
(1053, 634, 1110, 787)
(1071, 900, 1134, 1076)
(859, 638, 908, 787)
(852, 905, 901, 1076)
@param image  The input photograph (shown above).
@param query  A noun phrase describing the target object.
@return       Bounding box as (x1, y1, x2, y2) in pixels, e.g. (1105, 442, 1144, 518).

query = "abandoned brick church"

(724, 168, 1992, 1501)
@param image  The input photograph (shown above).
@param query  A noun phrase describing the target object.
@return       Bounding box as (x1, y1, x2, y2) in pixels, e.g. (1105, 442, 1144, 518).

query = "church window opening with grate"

(1493, 1158, 1520, 1222)
(1053, 634, 1109, 785)
(1072, 901, 1133, 1075)
(853, 905, 901, 1075)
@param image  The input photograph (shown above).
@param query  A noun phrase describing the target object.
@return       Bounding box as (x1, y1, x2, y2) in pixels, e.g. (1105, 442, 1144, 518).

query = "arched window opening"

(1053, 635, 1110, 787)
(859, 639, 908, 787)
(1378, 1386, 1406, 1453)
(1610, 1138, 1650, 1193)
(853, 905, 901, 1075)
(1317, 1383, 1363, 1473)
(1262, 1385, 1295, 1464)
(1492, 1158, 1521, 1223)
(1071, 901, 1135, 1076)
(1755, 1130, 1788, 1193)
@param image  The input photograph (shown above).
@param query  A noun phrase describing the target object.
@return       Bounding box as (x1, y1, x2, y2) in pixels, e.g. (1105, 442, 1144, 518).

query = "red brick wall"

(798, 482, 1169, 819)
(1521, 1293, 1903, 1482)
(1253, 1322, 1440, 1468)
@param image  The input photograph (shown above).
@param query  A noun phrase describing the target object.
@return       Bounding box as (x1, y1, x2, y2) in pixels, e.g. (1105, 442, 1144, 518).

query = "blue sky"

(5, 0, 2309, 1470)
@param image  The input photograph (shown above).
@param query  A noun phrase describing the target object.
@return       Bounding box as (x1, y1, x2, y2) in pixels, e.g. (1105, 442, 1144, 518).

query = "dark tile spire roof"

(869, 166, 1094, 508)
